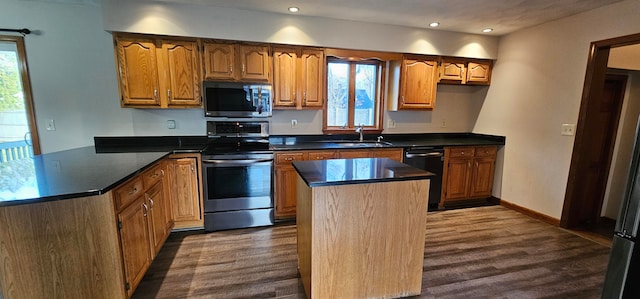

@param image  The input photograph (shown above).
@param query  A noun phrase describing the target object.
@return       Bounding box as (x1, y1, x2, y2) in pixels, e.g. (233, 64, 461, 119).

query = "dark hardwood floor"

(133, 206, 612, 298)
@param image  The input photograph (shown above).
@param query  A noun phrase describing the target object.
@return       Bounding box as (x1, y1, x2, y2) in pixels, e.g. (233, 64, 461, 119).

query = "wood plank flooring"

(132, 206, 612, 299)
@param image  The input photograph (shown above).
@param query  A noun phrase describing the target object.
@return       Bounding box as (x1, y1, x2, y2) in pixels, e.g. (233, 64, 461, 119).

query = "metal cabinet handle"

(142, 203, 149, 217)
(229, 64, 233, 73)
(242, 64, 245, 75)
(167, 89, 172, 100)
(160, 169, 165, 176)
(148, 197, 155, 210)
(151, 173, 159, 179)
(401, 96, 405, 104)
(153, 89, 158, 101)
(128, 187, 138, 195)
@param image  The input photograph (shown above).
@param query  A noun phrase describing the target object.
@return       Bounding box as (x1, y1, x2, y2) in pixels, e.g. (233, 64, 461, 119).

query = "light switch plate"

(561, 124, 576, 136)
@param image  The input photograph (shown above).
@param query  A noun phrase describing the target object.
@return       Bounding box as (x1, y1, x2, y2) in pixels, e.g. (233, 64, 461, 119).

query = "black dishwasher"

(403, 147, 444, 211)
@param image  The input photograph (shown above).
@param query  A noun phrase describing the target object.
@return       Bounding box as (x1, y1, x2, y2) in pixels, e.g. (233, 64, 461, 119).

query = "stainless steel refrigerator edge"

(603, 116, 640, 298)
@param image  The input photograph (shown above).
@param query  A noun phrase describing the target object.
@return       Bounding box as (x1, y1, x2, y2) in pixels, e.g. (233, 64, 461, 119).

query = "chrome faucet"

(355, 124, 364, 142)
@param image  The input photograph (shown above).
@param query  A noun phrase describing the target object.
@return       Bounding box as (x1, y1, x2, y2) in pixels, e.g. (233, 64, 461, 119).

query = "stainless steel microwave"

(203, 82, 272, 118)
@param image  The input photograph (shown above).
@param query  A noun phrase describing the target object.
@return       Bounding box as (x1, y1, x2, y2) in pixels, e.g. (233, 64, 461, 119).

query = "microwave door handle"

(203, 159, 273, 165)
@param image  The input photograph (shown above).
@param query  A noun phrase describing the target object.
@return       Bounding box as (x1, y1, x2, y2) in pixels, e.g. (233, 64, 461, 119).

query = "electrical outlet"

(46, 119, 56, 131)
(167, 120, 176, 129)
(388, 119, 396, 128)
(441, 119, 447, 128)
(291, 119, 298, 128)
(561, 124, 576, 136)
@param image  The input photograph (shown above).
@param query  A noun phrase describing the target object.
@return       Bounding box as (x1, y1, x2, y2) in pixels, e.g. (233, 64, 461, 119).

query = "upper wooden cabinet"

(273, 46, 325, 109)
(114, 34, 202, 108)
(203, 41, 271, 83)
(388, 54, 439, 110)
(439, 57, 493, 85)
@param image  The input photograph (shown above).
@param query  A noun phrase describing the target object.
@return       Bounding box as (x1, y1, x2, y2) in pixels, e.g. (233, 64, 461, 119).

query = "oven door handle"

(405, 152, 443, 158)
(203, 158, 273, 165)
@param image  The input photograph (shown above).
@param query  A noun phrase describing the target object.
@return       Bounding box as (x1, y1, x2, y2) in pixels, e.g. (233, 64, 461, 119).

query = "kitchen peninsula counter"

(293, 158, 432, 298)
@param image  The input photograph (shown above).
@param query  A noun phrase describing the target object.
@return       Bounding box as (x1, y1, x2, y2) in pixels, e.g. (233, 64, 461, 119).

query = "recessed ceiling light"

(288, 7, 299, 13)
(482, 28, 493, 33)
(429, 22, 440, 28)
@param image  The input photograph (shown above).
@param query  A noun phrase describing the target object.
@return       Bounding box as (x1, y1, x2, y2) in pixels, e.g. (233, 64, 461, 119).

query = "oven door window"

(205, 161, 271, 200)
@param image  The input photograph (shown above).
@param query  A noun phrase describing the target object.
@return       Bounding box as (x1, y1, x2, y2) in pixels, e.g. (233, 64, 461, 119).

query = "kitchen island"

(293, 158, 433, 298)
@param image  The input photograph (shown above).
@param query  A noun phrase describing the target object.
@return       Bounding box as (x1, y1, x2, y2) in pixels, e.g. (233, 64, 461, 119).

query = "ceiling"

(146, 0, 624, 36)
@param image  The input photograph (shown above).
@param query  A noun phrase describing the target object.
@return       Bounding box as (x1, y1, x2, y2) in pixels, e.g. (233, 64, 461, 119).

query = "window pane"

(327, 62, 350, 127)
(354, 64, 377, 127)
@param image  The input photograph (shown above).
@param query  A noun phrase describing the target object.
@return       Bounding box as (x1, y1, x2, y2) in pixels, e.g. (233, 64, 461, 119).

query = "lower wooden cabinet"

(115, 160, 173, 297)
(441, 146, 497, 206)
(167, 154, 203, 229)
(274, 148, 403, 219)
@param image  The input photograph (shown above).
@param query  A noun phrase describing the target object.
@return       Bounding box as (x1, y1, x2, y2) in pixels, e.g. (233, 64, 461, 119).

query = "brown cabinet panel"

(203, 42, 236, 81)
(146, 180, 171, 256)
(169, 157, 202, 225)
(466, 61, 492, 85)
(114, 177, 144, 210)
(118, 196, 152, 298)
(299, 48, 325, 108)
(399, 55, 439, 109)
(372, 148, 403, 162)
(440, 59, 466, 83)
(275, 165, 298, 218)
(116, 38, 161, 106)
(338, 150, 371, 159)
(239, 45, 271, 82)
(163, 40, 202, 106)
(307, 150, 337, 160)
(273, 47, 325, 109)
(442, 146, 497, 206)
(273, 47, 298, 107)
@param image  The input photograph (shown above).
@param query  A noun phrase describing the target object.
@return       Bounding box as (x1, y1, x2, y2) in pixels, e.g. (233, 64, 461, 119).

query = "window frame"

(0, 35, 40, 155)
(323, 57, 385, 134)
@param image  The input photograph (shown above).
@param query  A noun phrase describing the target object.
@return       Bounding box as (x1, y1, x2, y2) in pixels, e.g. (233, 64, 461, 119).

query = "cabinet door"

(116, 38, 161, 107)
(274, 165, 298, 218)
(467, 61, 492, 85)
(118, 196, 152, 297)
(440, 59, 466, 84)
(169, 158, 201, 224)
(203, 42, 236, 81)
(146, 181, 170, 256)
(470, 157, 496, 198)
(444, 158, 472, 200)
(372, 149, 403, 162)
(299, 48, 325, 108)
(338, 150, 371, 159)
(400, 56, 439, 109)
(273, 48, 298, 107)
(162, 40, 201, 107)
(239, 45, 271, 82)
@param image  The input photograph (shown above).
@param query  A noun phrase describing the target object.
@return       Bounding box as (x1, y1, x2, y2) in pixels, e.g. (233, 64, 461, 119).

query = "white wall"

(474, 0, 640, 219)
(0, 0, 135, 153)
(602, 71, 640, 219)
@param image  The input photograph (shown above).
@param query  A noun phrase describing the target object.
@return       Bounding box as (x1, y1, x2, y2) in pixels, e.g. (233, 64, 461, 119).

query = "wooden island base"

(296, 176, 429, 298)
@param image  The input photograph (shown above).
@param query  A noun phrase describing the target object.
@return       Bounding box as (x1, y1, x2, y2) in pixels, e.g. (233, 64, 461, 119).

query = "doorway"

(0, 35, 40, 160)
(562, 33, 640, 231)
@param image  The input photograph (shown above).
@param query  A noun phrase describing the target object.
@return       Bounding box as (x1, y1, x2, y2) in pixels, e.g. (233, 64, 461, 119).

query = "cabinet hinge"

(125, 282, 130, 291)
(117, 220, 122, 230)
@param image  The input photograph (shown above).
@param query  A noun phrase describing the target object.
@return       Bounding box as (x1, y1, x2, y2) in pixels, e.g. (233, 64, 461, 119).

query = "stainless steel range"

(202, 120, 273, 231)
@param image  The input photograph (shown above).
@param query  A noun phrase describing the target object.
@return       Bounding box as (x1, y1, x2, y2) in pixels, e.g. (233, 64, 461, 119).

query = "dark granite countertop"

(0, 146, 168, 207)
(270, 133, 505, 150)
(293, 158, 434, 187)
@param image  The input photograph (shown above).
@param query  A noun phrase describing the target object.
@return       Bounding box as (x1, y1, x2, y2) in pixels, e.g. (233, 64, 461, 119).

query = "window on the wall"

(324, 58, 384, 133)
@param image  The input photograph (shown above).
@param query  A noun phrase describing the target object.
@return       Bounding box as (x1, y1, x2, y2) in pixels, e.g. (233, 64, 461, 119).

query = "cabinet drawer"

(275, 152, 306, 165)
(448, 147, 475, 158)
(475, 146, 497, 158)
(142, 162, 165, 188)
(114, 177, 144, 210)
(307, 150, 337, 160)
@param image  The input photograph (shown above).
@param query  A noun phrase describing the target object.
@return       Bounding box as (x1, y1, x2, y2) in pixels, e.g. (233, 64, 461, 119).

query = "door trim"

(0, 35, 40, 154)
(561, 33, 640, 228)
